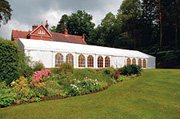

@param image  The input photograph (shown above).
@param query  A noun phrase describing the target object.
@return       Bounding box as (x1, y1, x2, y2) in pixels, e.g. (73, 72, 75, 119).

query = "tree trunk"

(158, 0, 163, 49)
(175, 24, 178, 49)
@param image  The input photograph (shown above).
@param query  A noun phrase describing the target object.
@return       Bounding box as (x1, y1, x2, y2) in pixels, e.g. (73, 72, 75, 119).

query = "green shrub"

(120, 65, 142, 75)
(17, 52, 34, 78)
(36, 87, 49, 96)
(0, 82, 16, 107)
(103, 68, 113, 75)
(153, 50, 180, 68)
(0, 38, 19, 84)
(33, 61, 45, 71)
(111, 71, 120, 79)
(55, 63, 74, 74)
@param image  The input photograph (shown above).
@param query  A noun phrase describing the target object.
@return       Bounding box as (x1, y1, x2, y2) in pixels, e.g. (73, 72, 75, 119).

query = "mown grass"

(0, 69, 180, 119)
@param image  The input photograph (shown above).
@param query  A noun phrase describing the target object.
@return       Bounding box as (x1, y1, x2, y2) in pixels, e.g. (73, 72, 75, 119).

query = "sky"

(0, 0, 123, 40)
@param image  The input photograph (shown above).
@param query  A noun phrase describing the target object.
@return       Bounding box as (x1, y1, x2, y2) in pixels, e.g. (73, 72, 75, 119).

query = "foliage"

(119, 64, 142, 75)
(68, 78, 100, 96)
(0, 82, 16, 107)
(11, 76, 35, 102)
(30, 69, 51, 87)
(56, 10, 95, 43)
(0, 0, 12, 27)
(153, 50, 180, 68)
(56, 14, 69, 33)
(103, 68, 113, 75)
(33, 61, 45, 71)
(17, 51, 34, 78)
(50, 26, 57, 32)
(44, 80, 66, 97)
(111, 71, 120, 80)
(57, 62, 74, 75)
(0, 38, 19, 84)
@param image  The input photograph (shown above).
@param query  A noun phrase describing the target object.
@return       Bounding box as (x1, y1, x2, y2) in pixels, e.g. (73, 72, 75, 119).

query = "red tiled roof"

(12, 30, 87, 45)
(12, 30, 31, 39)
(51, 32, 86, 44)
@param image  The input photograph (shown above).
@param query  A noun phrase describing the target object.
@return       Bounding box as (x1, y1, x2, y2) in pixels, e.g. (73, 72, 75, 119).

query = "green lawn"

(0, 69, 180, 119)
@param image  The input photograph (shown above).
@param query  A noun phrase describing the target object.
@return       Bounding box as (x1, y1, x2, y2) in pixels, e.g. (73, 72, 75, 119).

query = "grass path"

(0, 69, 180, 119)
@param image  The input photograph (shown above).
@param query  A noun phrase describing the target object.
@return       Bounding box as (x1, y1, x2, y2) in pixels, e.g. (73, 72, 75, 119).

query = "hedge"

(0, 38, 19, 84)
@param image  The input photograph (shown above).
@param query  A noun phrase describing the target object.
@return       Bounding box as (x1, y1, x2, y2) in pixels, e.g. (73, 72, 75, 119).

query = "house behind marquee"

(12, 20, 156, 69)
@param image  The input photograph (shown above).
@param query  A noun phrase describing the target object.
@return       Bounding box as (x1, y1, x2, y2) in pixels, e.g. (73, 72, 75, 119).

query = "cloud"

(0, 0, 123, 39)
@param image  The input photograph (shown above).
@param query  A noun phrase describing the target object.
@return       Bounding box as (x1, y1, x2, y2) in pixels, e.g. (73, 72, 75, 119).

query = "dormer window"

(38, 30, 45, 34)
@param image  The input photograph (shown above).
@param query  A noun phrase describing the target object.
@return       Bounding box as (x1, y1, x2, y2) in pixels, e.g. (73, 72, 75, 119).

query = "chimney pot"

(45, 20, 49, 30)
(82, 34, 85, 41)
(64, 28, 68, 35)
(32, 25, 38, 31)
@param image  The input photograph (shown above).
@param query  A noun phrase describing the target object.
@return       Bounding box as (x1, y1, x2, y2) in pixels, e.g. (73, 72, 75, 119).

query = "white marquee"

(18, 38, 156, 69)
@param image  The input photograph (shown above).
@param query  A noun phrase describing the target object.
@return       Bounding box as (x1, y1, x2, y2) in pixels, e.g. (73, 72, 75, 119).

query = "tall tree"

(160, 0, 180, 49)
(99, 12, 121, 47)
(117, 0, 142, 49)
(56, 14, 69, 33)
(67, 10, 95, 43)
(0, 0, 12, 27)
(141, 0, 159, 49)
(166, 0, 180, 49)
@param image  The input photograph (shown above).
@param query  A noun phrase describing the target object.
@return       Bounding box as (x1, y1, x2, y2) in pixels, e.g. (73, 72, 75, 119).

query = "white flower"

(11, 81, 15, 84)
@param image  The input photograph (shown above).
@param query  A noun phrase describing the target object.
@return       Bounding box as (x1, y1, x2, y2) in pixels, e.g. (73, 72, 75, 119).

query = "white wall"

(147, 57, 156, 69)
(24, 49, 156, 69)
(25, 50, 53, 68)
(111, 56, 125, 68)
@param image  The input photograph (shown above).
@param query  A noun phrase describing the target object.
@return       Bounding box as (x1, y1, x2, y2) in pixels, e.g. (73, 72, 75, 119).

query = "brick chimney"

(32, 25, 38, 31)
(45, 20, 49, 30)
(82, 34, 85, 41)
(64, 28, 68, 35)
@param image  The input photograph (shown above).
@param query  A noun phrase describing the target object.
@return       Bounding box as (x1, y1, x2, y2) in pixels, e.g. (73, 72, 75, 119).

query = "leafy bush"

(0, 82, 16, 107)
(58, 63, 74, 74)
(0, 38, 19, 84)
(111, 71, 120, 79)
(11, 77, 34, 101)
(68, 78, 101, 96)
(153, 50, 180, 68)
(30, 69, 51, 87)
(17, 52, 34, 78)
(33, 61, 45, 71)
(103, 68, 114, 75)
(120, 65, 142, 75)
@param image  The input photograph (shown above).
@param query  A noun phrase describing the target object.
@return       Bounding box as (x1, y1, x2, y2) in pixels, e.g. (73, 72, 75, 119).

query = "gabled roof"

(12, 30, 87, 45)
(28, 24, 52, 37)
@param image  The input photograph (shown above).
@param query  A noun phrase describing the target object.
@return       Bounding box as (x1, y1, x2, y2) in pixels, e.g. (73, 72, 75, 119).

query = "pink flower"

(60, 89, 64, 92)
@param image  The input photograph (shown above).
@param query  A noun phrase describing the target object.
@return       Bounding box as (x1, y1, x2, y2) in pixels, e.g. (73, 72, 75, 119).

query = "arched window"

(132, 58, 136, 65)
(66, 54, 74, 66)
(138, 59, 142, 67)
(55, 53, 63, 67)
(143, 59, 146, 68)
(78, 54, 85, 67)
(88, 55, 94, 67)
(98, 56, 103, 68)
(127, 58, 131, 65)
(105, 56, 110, 67)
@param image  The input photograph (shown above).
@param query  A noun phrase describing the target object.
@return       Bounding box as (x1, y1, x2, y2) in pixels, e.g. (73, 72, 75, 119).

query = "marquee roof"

(18, 38, 155, 59)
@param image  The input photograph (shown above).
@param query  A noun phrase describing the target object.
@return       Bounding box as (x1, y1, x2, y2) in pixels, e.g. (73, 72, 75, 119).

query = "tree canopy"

(55, 10, 95, 44)
(0, 0, 12, 27)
